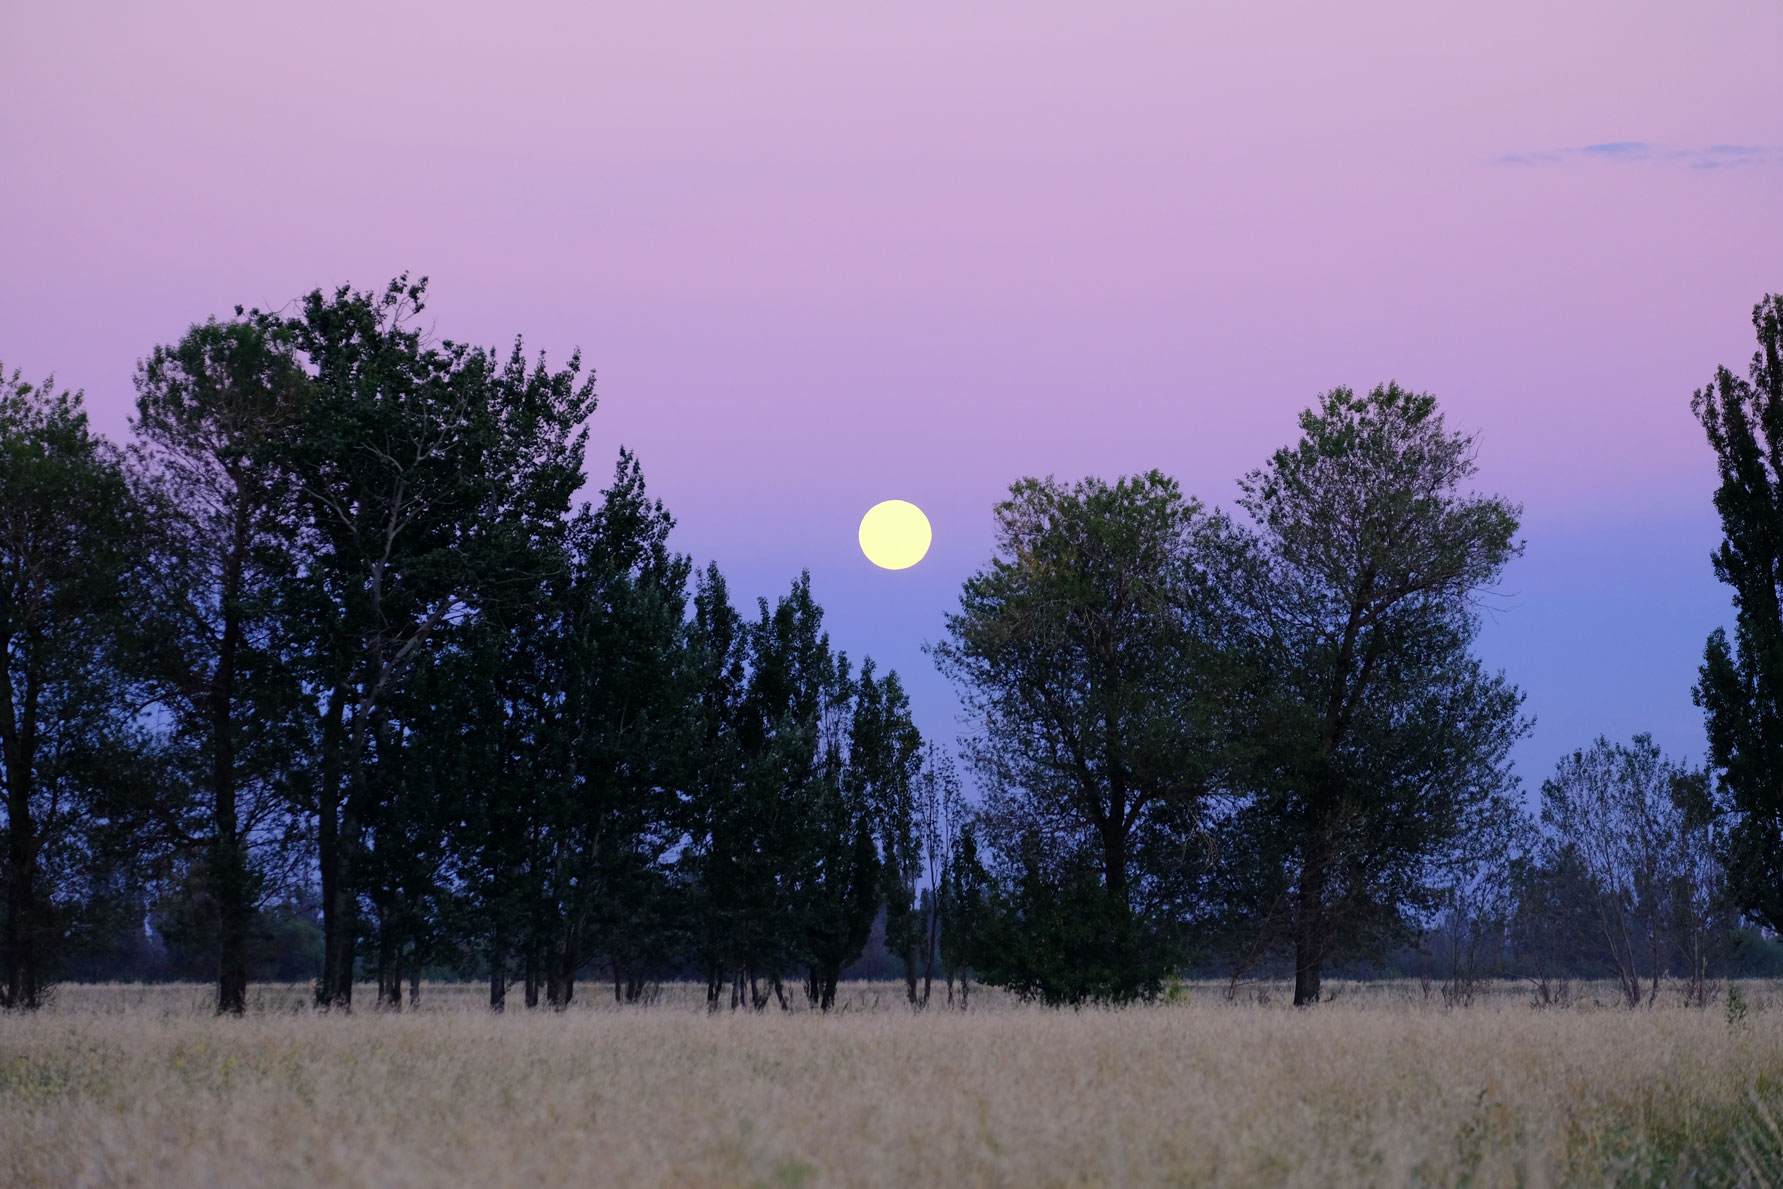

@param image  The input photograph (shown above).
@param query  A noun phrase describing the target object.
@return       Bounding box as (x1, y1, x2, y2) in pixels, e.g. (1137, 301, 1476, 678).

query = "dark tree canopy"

(130, 316, 310, 1013)
(933, 471, 1233, 1002)
(16, 274, 1769, 1018)
(1, 280, 943, 1012)
(270, 276, 597, 1008)
(1694, 294, 1783, 935)
(1226, 383, 1527, 1005)
(0, 369, 141, 1009)
(932, 391, 1529, 1005)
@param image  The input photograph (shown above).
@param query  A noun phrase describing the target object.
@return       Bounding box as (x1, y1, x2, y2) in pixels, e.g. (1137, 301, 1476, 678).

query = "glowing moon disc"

(858, 500, 932, 570)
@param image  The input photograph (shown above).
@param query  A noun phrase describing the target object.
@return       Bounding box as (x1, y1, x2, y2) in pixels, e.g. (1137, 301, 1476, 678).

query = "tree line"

(0, 277, 952, 1014)
(3, 281, 1782, 1012)
(933, 295, 1783, 1006)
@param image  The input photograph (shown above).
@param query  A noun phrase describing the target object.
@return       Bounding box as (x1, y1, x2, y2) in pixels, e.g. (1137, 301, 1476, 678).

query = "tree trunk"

(1101, 815, 1129, 906)
(1292, 933, 1323, 1006)
(375, 913, 394, 1008)
(489, 938, 506, 1012)
(378, 924, 402, 1011)
(316, 690, 349, 1008)
(1648, 919, 1662, 1009)
(215, 838, 250, 1015)
(3, 774, 38, 1011)
(325, 820, 360, 1007)
(547, 939, 575, 1009)
(325, 730, 368, 1009)
(921, 901, 939, 1009)
(809, 963, 840, 1012)
(1599, 902, 1643, 1009)
(212, 559, 248, 1015)
(326, 629, 391, 1011)
(2, 636, 42, 1010)
(1292, 842, 1328, 1007)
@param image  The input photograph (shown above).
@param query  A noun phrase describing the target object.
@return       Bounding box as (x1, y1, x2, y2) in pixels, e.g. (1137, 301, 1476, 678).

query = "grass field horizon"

(5, 979, 1781, 1187)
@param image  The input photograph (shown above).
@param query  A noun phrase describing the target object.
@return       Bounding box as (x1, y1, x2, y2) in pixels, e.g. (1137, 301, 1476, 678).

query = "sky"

(4, 1, 1781, 795)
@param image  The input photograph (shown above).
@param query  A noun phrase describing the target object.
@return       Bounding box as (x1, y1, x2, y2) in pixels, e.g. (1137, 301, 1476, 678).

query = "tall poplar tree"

(686, 573, 900, 1011)
(543, 451, 695, 1006)
(1693, 294, 1783, 934)
(720, 575, 852, 1009)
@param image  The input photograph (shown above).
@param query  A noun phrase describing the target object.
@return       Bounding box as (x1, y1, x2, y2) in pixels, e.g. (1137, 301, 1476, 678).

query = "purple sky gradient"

(5, 1, 1781, 792)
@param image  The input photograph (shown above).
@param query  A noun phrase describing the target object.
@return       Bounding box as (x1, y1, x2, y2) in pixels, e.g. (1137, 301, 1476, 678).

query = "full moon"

(858, 500, 932, 570)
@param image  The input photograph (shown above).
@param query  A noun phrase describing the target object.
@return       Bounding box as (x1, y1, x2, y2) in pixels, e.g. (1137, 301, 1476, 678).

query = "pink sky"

(4, 0, 1781, 781)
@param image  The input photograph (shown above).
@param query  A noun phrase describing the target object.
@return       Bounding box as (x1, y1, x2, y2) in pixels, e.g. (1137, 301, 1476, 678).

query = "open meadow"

(4, 980, 1783, 1187)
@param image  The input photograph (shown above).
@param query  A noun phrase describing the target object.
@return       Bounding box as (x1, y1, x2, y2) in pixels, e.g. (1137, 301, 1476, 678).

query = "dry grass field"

(4, 979, 1782, 1187)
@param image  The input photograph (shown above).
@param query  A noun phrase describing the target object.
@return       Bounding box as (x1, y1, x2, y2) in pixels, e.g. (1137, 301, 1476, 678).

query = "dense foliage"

(0, 282, 939, 1014)
(1694, 295, 1783, 938)
(1, 282, 1776, 1011)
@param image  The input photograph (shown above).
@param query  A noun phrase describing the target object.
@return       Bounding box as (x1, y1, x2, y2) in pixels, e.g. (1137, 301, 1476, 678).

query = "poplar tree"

(686, 573, 906, 1010)
(546, 451, 695, 1005)
(724, 574, 852, 1009)
(686, 565, 751, 1008)
(1694, 293, 1783, 934)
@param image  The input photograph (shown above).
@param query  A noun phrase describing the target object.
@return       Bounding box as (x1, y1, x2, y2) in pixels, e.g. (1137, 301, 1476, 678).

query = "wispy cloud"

(1494, 142, 1780, 170)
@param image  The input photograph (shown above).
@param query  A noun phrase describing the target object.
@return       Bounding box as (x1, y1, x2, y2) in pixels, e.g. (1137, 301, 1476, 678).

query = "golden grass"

(3, 979, 1781, 1187)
